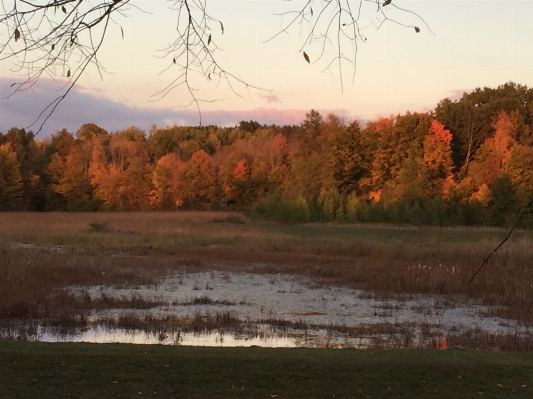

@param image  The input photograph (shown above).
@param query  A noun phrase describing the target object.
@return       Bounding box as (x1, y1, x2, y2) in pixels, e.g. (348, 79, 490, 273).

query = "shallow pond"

(3, 271, 532, 349)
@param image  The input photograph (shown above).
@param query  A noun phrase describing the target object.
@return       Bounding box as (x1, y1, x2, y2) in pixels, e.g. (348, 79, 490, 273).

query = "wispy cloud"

(0, 78, 351, 137)
(261, 94, 281, 104)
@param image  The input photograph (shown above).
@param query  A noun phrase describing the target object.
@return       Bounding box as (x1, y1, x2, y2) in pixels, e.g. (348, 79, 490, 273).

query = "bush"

(252, 194, 311, 223)
(88, 220, 108, 233)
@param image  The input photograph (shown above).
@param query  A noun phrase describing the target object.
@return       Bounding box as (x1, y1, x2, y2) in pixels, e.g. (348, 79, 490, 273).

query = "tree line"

(1, 82, 533, 227)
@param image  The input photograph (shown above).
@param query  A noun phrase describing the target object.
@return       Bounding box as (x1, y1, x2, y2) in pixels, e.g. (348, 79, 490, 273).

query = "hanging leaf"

(220, 21, 224, 35)
(121, 27, 124, 39)
(62, 6, 67, 13)
(310, 7, 313, 17)
(14, 28, 20, 42)
(414, 26, 420, 33)
(303, 51, 310, 64)
(173, 57, 176, 64)
(383, 0, 392, 6)
(51, 43, 55, 51)
(208, 34, 211, 45)
(67, 69, 71, 78)
(208, 73, 211, 81)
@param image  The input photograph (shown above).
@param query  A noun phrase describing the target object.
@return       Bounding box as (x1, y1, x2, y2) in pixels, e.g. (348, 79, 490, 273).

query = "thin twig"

(468, 199, 533, 285)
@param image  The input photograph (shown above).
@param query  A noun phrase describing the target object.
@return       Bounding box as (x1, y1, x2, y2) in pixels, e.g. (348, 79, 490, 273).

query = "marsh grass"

(1, 211, 533, 331)
(179, 295, 243, 306)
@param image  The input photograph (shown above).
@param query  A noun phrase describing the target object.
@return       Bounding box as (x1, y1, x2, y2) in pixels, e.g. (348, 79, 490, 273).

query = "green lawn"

(1, 342, 532, 398)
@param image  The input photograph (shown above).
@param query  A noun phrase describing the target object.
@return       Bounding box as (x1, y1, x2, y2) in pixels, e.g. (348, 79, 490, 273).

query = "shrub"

(88, 220, 108, 233)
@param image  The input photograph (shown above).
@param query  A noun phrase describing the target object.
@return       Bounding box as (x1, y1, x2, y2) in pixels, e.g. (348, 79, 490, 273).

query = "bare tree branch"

(266, 0, 430, 90)
(1, 0, 427, 132)
(468, 198, 533, 285)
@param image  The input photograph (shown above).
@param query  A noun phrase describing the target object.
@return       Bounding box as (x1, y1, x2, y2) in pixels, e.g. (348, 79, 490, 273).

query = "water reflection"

(33, 325, 409, 349)
(39, 327, 299, 348)
(4, 321, 533, 351)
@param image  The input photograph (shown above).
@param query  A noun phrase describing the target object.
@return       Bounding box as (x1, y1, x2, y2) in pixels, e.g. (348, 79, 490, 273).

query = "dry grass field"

(1, 211, 533, 346)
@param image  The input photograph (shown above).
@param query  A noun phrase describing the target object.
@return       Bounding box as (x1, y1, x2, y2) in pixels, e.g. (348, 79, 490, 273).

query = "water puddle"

(3, 271, 532, 350)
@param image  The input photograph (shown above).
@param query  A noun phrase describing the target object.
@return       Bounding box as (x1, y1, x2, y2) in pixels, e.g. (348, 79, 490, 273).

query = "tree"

(284, 111, 338, 201)
(215, 128, 286, 209)
(2, 128, 39, 209)
(180, 149, 216, 209)
(76, 123, 109, 142)
(434, 82, 533, 175)
(1, 1, 426, 131)
(49, 142, 98, 210)
(423, 120, 454, 197)
(507, 144, 533, 205)
(150, 152, 185, 209)
(331, 120, 370, 195)
(0, 144, 23, 210)
(488, 175, 517, 226)
(468, 111, 518, 189)
(89, 130, 152, 210)
(238, 121, 262, 134)
(296, 110, 323, 158)
(223, 158, 255, 208)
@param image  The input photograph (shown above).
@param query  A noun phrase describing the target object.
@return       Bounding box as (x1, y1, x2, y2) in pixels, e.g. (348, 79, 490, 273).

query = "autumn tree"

(423, 120, 454, 197)
(150, 153, 185, 209)
(213, 127, 290, 209)
(468, 111, 518, 192)
(365, 113, 433, 205)
(51, 143, 98, 210)
(180, 150, 216, 209)
(0, 144, 23, 210)
(223, 158, 256, 208)
(435, 82, 533, 174)
(89, 129, 152, 210)
(263, 132, 289, 191)
(366, 116, 396, 201)
(47, 129, 76, 208)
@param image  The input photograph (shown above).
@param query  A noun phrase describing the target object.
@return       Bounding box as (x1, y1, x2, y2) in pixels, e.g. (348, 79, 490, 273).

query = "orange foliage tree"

(150, 153, 185, 209)
(180, 150, 216, 209)
(89, 130, 153, 210)
(423, 119, 454, 198)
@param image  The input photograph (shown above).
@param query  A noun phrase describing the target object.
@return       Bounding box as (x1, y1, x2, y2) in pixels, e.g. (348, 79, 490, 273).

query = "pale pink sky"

(1, 1, 532, 136)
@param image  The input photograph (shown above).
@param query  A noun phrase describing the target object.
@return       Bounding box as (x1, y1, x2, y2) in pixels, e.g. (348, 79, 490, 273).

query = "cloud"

(261, 94, 281, 104)
(0, 78, 351, 137)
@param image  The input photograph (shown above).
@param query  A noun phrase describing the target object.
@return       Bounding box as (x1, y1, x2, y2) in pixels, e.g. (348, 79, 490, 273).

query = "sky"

(1, 0, 532, 137)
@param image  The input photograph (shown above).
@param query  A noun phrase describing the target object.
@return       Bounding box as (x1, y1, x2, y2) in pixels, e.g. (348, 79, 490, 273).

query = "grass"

(269, 222, 533, 243)
(1, 211, 533, 329)
(0, 342, 532, 398)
